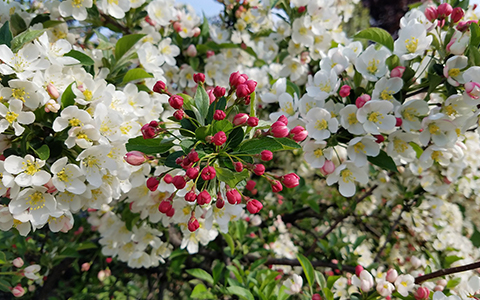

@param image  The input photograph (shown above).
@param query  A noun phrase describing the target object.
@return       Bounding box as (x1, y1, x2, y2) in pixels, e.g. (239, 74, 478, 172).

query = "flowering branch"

(415, 261, 480, 284)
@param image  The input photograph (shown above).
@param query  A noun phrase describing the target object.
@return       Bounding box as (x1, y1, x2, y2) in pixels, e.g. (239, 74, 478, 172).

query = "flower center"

(405, 37, 418, 53)
(27, 191, 45, 210)
(23, 160, 40, 176)
(315, 119, 328, 130)
(448, 68, 460, 77)
(367, 59, 379, 74)
(340, 169, 354, 183)
(368, 112, 383, 123)
(5, 111, 18, 124)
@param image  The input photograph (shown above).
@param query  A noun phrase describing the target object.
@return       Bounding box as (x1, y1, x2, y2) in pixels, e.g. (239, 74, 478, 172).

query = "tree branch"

(244, 255, 356, 273)
(415, 261, 480, 284)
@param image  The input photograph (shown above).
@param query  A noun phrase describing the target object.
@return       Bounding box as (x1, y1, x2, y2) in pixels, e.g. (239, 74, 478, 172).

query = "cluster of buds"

(126, 71, 305, 233)
(425, 3, 465, 27)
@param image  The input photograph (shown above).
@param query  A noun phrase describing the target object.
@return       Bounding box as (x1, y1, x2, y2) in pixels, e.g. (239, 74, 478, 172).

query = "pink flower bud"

(188, 215, 200, 232)
(187, 150, 200, 162)
(390, 66, 405, 78)
(47, 83, 60, 99)
(185, 190, 197, 202)
(206, 50, 215, 58)
(173, 109, 185, 120)
(395, 117, 403, 127)
(271, 180, 283, 192)
(81, 262, 90, 272)
(234, 162, 243, 172)
(246, 199, 263, 214)
(339, 85, 351, 97)
(374, 134, 385, 143)
(236, 83, 250, 98)
(11, 284, 25, 298)
(141, 123, 156, 139)
(434, 285, 444, 292)
(153, 81, 166, 93)
(424, 6, 438, 22)
(356, 94, 370, 108)
(45, 99, 60, 113)
(312, 294, 322, 300)
(186, 167, 199, 179)
(277, 115, 288, 125)
(163, 174, 173, 184)
(437, 3, 453, 19)
(12, 257, 23, 268)
(193, 73, 205, 84)
(289, 126, 308, 142)
(260, 150, 273, 161)
(247, 116, 259, 127)
(146, 177, 160, 191)
(355, 265, 364, 277)
(298, 6, 306, 13)
(172, 175, 187, 189)
(253, 164, 265, 176)
(226, 189, 242, 204)
(457, 20, 469, 31)
(246, 180, 256, 191)
(212, 131, 227, 146)
(281, 173, 300, 188)
(186, 44, 197, 57)
(320, 160, 335, 175)
(451, 7, 464, 23)
(414, 287, 430, 300)
(169, 95, 184, 109)
(106, 257, 112, 263)
(124, 151, 147, 166)
(158, 200, 172, 213)
(386, 269, 398, 283)
(197, 190, 212, 205)
(201, 166, 216, 180)
(271, 121, 289, 138)
(192, 27, 201, 37)
(245, 80, 257, 92)
(213, 110, 226, 120)
(233, 113, 249, 126)
(436, 279, 447, 287)
(173, 21, 182, 32)
(216, 198, 225, 209)
(213, 86, 226, 98)
(145, 15, 156, 26)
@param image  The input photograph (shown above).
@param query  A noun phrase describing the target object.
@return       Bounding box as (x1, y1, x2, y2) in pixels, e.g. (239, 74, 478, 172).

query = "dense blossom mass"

(0, 0, 478, 299)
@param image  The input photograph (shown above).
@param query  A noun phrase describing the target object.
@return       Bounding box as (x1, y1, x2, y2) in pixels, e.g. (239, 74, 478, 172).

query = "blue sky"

(177, 0, 223, 17)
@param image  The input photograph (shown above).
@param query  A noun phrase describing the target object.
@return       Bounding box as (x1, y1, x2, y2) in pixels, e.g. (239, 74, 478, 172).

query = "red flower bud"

(201, 166, 216, 180)
(166, 206, 175, 217)
(339, 85, 351, 97)
(213, 110, 226, 120)
(355, 94, 371, 108)
(246, 199, 263, 214)
(188, 215, 200, 232)
(374, 134, 385, 143)
(414, 287, 430, 300)
(163, 174, 173, 184)
(451, 7, 464, 23)
(260, 150, 273, 161)
(186, 167, 199, 179)
(193, 73, 205, 84)
(213, 86, 226, 98)
(246, 180, 256, 191)
(253, 164, 265, 176)
(233, 113, 249, 126)
(234, 162, 244, 172)
(281, 173, 300, 188)
(169, 95, 184, 109)
(245, 80, 257, 92)
(236, 83, 251, 98)
(187, 150, 199, 162)
(424, 6, 438, 22)
(395, 117, 403, 127)
(247, 116, 259, 127)
(207, 89, 216, 104)
(212, 131, 227, 146)
(206, 50, 215, 58)
(173, 109, 185, 120)
(172, 175, 186, 189)
(124, 151, 147, 166)
(158, 200, 172, 214)
(146, 177, 159, 191)
(271, 180, 283, 192)
(289, 126, 308, 142)
(226, 189, 242, 204)
(229, 71, 248, 87)
(141, 123, 156, 139)
(390, 66, 405, 78)
(298, 6, 306, 13)
(216, 198, 225, 209)
(185, 190, 197, 202)
(197, 190, 212, 205)
(437, 3, 453, 19)
(153, 81, 166, 93)
(355, 265, 364, 277)
(277, 115, 288, 125)
(271, 121, 289, 138)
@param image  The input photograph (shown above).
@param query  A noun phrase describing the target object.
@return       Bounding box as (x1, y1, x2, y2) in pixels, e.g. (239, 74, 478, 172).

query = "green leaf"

(61, 82, 76, 109)
(222, 233, 235, 256)
(0, 21, 12, 47)
(191, 284, 215, 299)
(0, 279, 11, 292)
(386, 55, 399, 70)
(469, 45, 480, 67)
(286, 80, 301, 97)
(64, 50, 95, 66)
(115, 34, 146, 61)
(427, 74, 444, 95)
(445, 255, 463, 267)
(277, 285, 290, 300)
(471, 226, 480, 247)
(189, 56, 199, 71)
(76, 242, 98, 251)
(354, 27, 394, 52)
(126, 136, 174, 155)
(186, 268, 214, 286)
(29, 14, 50, 27)
(250, 258, 268, 270)
(122, 68, 153, 84)
(353, 70, 363, 87)
(226, 286, 254, 300)
(213, 119, 233, 134)
(33, 145, 50, 161)
(10, 13, 27, 36)
(470, 22, 480, 48)
(11, 28, 45, 53)
(353, 235, 367, 250)
(297, 254, 314, 288)
(194, 85, 210, 126)
(227, 127, 245, 150)
(206, 96, 227, 124)
(237, 137, 300, 154)
(446, 277, 462, 289)
(165, 151, 185, 168)
(200, 14, 209, 40)
(409, 142, 423, 159)
(42, 20, 65, 29)
(215, 167, 249, 188)
(326, 275, 340, 289)
(212, 261, 225, 285)
(315, 271, 327, 289)
(367, 150, 398, 173)
(0, 251, 6, 264)
(322, 287, 334, 300)
(195, 126, 211, 141)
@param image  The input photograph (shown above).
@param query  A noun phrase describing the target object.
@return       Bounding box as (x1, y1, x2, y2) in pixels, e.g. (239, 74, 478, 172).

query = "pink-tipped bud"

(186, 44, 197, 57)
(339, 85, 351, 97)
(246, 180, 256, 191)
(185, 190, 197, 202)
(124, 151, 147, 166)
(213, 110, 226, 120)
(253, 164, 265, 176)
(312, 294, 322, 300)
(414, 287, 430, 300)
(233, 113, 249, 126)
(451, 7, 464, 23)
(47, 82, 60, 99)
(260, 150, 273, 161)
(169, 95, 184, 109)
(271, 180, 283, 192)
(374, 134, 385, 143)
(11, 285, 25, 298)
(320, 160, 335, 175)
(145, 15, 156, 26)
(234, 162, 243, 172)
(172, 175, 187, 189)
(201, 166, 216, 180)
(173, 21, 182, 32)
(158, 200, 172, 214)
(187, 150, 200, 162)
(246, 199, 263, 214)
(212, 131, 227, 146)
(206, 50, 215, 58)
(298, 6, 306, 13)
(289, 126, 308, 142)
(192, 27, 201, 37)
(356, 94, 370, 108)
(188, 215, 200, 232)
(355, 265, 364, 277)
(277, 115, 288, 125)
(146, 177, 160, 191)
(173, 109, 185, 120)
(424, 6, 438, 22)
(153, 81, 167, 93)
(386, 269, 398, 283)
(193, 73, 205, 84)
(395, 117, 403, 127)
(247, 116, 259, 127)
(213, 86, 226, 98)
(271, 121, 289, 138)
(236, 83, 251, 98)
(186, 167, 199, 179)
(45, 100, 60, 113)
(437, 3, 453, 19)
(391, 66, 406, 78)
(12, 257, 23, 268)
(281, 173, 300, 188)
(197, 190, 212, 205)
(226, 189, 242, 204)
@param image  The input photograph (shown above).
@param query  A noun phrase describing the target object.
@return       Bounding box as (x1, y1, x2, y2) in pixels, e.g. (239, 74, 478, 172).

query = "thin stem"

(415, 261, 480, 284)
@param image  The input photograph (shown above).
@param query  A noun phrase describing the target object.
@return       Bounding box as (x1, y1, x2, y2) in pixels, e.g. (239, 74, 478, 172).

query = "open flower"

(0, 100, 35, 136)
(326, 161, 368, 197)
(283, 274, 303, 295)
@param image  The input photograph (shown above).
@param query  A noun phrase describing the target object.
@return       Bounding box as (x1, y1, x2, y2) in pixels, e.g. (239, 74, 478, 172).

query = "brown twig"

(244, 255, 356, 273)
(100, 12, 131, 35)
(415, 261, 480, 284)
